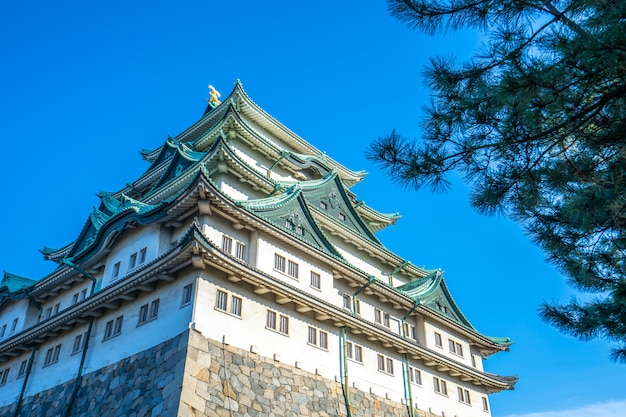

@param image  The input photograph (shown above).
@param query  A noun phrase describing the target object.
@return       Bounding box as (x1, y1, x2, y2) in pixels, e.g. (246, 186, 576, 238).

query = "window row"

(434, 331, 465, 358)
(273, 254, 323, 291)
(0, 318, 19, 338)
(112, 246, 148, 280)
(0, 284, 197, 384)
(72, 288, 88, 305)
(274, 253, 299, 279)
(342, 294, 360, 313)
(0, 359, 39, 386)
(266, 310, 289, 335)
(308, 326, 328, 349)
(221, 235, 246, 260)
(215, 290, 242, 317)
(42, 303, 61, 320)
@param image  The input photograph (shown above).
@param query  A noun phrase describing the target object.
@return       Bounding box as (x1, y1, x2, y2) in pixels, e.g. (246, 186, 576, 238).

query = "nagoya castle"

(0, 82, 517, 417)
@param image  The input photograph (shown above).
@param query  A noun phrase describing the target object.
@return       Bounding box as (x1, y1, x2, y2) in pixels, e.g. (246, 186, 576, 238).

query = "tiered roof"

(0, 81, 515, 390)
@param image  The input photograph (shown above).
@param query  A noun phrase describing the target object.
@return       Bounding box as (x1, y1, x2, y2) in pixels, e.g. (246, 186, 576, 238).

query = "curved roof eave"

(228, 81, 367, 187)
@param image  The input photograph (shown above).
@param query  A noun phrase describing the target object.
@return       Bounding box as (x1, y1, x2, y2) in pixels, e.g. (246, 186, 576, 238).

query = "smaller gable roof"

(236, 186, 343, 259)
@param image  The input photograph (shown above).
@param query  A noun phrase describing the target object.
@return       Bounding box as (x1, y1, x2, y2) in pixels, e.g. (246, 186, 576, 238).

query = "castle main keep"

(0, 82, 516, 417)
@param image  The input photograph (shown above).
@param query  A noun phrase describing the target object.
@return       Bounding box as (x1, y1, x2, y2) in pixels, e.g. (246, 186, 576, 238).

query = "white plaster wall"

(192, 270, 496, 416)
(342, 335, 406, 403)
(424, 319, 477, 369)
(6, 271, 196, 401)
(230, 142, 272, 178)
(333, 245, 386, 282)
(411, 365, 491, 417)
(0, 350, 32, 407)
(193, 274, 342, 382)
(85, 272, 195, 373)
(22, 329, 85, 396)
(101, 224, 161, 288)
(0, 299, 30, 340)
(255, 236, 336, 299)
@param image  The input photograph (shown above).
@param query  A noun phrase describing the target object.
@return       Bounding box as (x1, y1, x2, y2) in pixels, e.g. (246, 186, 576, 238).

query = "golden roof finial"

(207, 84, 221, 105)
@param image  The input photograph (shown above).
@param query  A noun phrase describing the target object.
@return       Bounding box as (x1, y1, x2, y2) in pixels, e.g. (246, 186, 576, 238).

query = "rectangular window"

(80, 289, 87, 301)
(182, 284, 193, 306)
(10, 318, 18, 332)
(386, 357, 394, 375)
(266, 310, 289, 335)
(449, 339, 463, 356)
(409, 367, 422, 385)
(221, 235, 233, 254)
(320, 201, 327, 210)
(377, 354, 393, 374)
(230, 296, 242, 316)
(434, 377, 448, 395)
(104, 316, 123, 340)
(353, 298, 361, 315)
(43, 344, 61, 367)
(345, 342, 362, 362)
(114, 316, 124, 334)
(354, 345, 363, 362)
(113, 262, 121, 278)
(138, 300, 159, 325)
(138, 247, 147, 264)
(287, 260, 299, 278)
(72, 293, 79, 305)
(235, 242, 246, 260)
(308, 326, 317, 345)
(266, 310, 277, 329)
(471, 355, 477, 368)
(434, 332, 443, 348)
(383, 313, 390, 328)
(73, 333, 87, 354)
(405, 324, 417, 340)
(216, 290, 228, 311)
(458, 387, 471, 404)
(307, 327, 327, 349)
(129, 253, 137, 269)
(43, 307, 52, 319)
(342, 294, 351, 310)
(18, 360, 27, 378)
(274, 254, 286, 272)
(279, 315, 289, 335)
(0, 369, 8, 386)
(0, 324, 6, 337)
(149, 300, 159, 320)
(319, 331, 328, 349)
(138, 304, 148, 324)
(374, 308, 382, 324)
(482, 397, 489, 412)
(52, 303, 60, 315)
(310, 271, 321, 289)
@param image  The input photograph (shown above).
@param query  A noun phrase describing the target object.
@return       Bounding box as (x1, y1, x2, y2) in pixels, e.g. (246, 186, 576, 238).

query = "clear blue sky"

(1, 2, 623, 416)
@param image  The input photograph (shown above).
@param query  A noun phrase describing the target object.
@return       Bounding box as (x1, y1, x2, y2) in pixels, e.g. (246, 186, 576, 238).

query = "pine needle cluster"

(368, 0, 626, 362)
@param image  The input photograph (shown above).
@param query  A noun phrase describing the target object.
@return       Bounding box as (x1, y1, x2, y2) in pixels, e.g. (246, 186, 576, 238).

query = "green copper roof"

(237, 186, 342, 258)
(397, 271, 513, 347)
(297, 172, 381, 246)
(97, 192, 160, 216)
(399, 270, 470, 327)
(147, 140, 206, 193)
(1, 271, 36, 293)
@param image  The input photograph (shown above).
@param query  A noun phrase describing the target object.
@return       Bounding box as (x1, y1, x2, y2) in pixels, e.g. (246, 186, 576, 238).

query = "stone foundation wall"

(179, 329, 436, 417)
(1, 329, 441, 417)
(0, 331, 188, 417)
